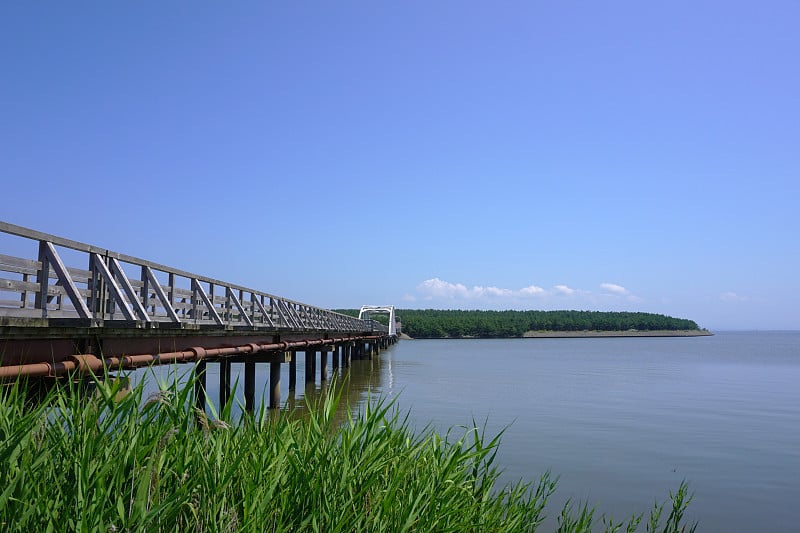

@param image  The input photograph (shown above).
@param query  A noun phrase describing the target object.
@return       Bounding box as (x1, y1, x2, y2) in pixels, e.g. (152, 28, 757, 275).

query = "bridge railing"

(0, 221, 377, 333)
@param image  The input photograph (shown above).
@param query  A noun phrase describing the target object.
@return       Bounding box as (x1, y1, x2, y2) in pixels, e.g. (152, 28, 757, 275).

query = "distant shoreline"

(399, 330, 712, 340)
(521, 329, 712, 338)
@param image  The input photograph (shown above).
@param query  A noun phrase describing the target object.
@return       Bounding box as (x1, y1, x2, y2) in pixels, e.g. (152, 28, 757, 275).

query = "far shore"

(398, 330, 712, 340)
(522, 329, 713, 338)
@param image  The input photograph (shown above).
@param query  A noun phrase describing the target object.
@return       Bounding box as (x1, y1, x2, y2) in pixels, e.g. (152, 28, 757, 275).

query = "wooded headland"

(338, 309, 708, 339)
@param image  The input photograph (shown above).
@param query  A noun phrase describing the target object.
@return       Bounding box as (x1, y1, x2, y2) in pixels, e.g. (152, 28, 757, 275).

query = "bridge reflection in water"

(0, 221, 398, 410)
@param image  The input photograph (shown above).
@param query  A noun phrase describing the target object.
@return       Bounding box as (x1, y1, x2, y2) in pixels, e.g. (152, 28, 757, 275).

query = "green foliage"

(369, 309, 700, 338)
(0, 373, 696, 532)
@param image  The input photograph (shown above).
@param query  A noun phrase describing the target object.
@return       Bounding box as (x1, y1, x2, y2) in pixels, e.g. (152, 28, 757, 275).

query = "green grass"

(0, 371, 697, 532)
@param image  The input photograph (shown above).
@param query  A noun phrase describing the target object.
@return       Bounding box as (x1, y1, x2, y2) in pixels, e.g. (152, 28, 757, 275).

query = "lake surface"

(136, 331, 800, 531)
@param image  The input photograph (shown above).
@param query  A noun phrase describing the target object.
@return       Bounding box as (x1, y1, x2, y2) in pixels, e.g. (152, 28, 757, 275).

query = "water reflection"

(284, 358, 384, 425)
(125, 347, 390, 423)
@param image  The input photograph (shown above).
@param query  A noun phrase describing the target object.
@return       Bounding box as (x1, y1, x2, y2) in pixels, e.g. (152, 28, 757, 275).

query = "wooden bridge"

(0, 221, 398, 409)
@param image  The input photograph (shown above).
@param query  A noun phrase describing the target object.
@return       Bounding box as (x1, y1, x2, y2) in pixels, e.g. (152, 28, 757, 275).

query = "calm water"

(136, 331, 800, 531)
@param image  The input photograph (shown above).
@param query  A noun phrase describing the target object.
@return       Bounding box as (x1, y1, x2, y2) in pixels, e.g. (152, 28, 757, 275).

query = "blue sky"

(1, 2, 797, 330)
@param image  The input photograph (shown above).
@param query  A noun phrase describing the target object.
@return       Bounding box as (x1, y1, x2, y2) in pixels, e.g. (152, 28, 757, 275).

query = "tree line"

(337, 309, 701, 338)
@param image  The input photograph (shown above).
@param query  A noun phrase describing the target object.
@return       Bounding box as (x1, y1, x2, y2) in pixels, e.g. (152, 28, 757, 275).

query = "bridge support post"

(244, 360, 256, 412)
(342, 343, 351, 368)
(289, 351, 297, 390)
(320, 348, 328, 382)
(332, 345, 339, 371)
(366, 342, 374, 360)
(194, 360, 207, 413)
(219, 359, 232, 408)
(269, 361, 281, 409)
(305, 350, 315, 384)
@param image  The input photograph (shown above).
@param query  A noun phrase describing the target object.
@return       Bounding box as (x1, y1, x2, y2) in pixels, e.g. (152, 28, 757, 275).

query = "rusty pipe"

(0, 360, 78, 379)
(0, 333, 388, 380)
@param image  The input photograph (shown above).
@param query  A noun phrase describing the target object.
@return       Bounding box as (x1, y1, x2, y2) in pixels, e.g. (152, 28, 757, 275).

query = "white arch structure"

(358, 305, 398, 336)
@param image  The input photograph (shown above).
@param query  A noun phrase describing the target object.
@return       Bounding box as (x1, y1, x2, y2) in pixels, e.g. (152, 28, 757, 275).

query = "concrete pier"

(289, 351, 297, 390)
(269, 361, 281, 409)
(195, 359, 207, 412)
(244, 360, 256, 412)
(219, 359, 232, 407)
(342, 343, 351, 368)
(305, 349, 314, 384)
(181, 338, 395, 416)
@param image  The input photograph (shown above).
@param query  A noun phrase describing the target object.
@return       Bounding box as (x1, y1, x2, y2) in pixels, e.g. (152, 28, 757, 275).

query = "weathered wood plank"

(0, 307, 47, 317)
(0, 254, 40, 273)
(65, 266, 91, 284)
(0, 278, 39, 292)
(0, 261, 91, 286)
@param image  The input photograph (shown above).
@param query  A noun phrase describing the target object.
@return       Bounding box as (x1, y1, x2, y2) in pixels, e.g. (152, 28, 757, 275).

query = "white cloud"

(417, 278, 559, 301)
(413, 278, 643, 308)
(479, 286, 514, 297)
(720, 291, 747, 302)
(416, 279, 518, 300)
(600, 282, 629, 295)
(416, 278, 469, 299)
(519, 285, 546, 296)
(553, 284, 576, 296)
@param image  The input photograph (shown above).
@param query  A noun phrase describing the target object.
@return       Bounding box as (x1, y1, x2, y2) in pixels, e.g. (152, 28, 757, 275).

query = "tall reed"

(0, 370, 696, 532)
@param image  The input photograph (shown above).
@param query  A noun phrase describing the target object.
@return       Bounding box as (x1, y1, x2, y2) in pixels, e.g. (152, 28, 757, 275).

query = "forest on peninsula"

(337, 309, 702, 339)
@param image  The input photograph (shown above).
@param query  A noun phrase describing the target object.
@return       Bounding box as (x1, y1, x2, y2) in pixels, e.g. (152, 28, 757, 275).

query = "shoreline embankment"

(400, 330, 712, 340)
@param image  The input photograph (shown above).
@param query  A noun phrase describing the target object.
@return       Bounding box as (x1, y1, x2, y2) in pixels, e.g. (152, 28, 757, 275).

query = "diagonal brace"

(142, 266, 180, 322)
(108, 257, 150, 321)
(41, 242, 91, 319)
(226, 287, 253, 326)
(192, 278, 223, 325)
(252, 294, 275, 327)
(91, 253, 135, 320)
